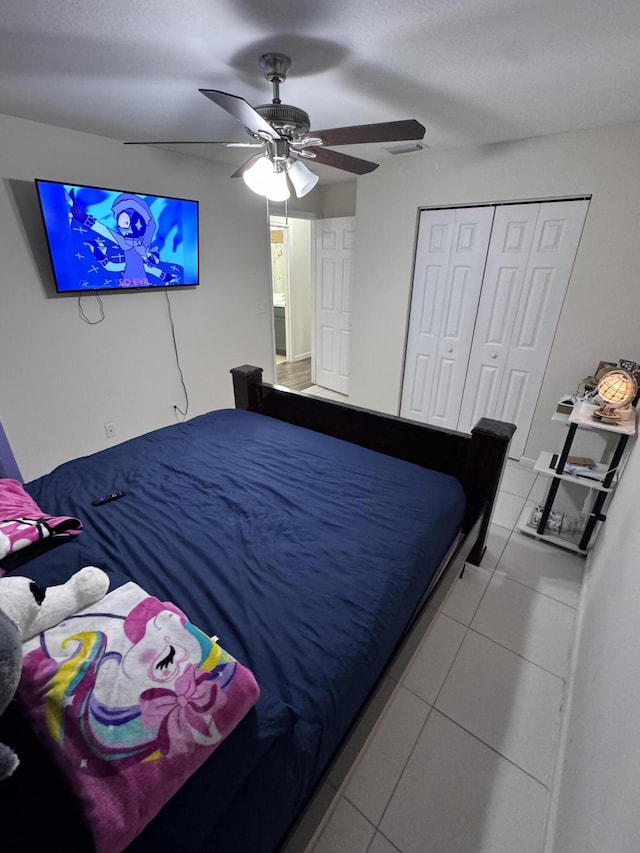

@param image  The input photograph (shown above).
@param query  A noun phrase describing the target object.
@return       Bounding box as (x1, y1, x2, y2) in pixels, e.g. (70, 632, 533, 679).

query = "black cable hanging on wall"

(78, 294, 105, 324)
(165, 291, 189, 418)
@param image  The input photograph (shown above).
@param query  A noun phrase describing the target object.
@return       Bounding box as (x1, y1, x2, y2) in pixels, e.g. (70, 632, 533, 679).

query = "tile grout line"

(449, 623, 569, 682)
(431, 707, 553, 789)
(486, 568, 580, 610)
(361, 698, 436, 833)
(316, 591, 460, 848)
(368, 556, 493, 837)
(363, 824, 404, 853)
(451, 564, 575, 680)
(314, 617, 441, 849)
(389, 547, 558, 791)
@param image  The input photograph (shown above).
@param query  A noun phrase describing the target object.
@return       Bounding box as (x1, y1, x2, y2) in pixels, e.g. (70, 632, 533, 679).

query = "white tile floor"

(300, 459, 585, 853)
(301, 385, 350, 402)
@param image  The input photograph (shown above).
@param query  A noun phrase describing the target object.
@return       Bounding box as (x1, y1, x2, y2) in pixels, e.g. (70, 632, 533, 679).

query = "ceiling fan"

(125, 53, 426, 200)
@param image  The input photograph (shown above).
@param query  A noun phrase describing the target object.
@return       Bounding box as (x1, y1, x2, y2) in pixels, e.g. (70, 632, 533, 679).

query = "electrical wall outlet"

(104, 423, 116, 439)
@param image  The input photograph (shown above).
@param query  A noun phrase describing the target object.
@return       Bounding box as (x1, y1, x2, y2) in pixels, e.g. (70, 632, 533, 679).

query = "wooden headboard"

(231, 365, 515, 566)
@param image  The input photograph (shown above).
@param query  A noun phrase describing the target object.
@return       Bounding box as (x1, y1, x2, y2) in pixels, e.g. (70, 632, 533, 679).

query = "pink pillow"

(0, 479, 82, 573)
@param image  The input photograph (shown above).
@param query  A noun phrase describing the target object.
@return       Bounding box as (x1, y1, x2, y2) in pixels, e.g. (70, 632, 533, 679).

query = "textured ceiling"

(1, 0, 640, 183)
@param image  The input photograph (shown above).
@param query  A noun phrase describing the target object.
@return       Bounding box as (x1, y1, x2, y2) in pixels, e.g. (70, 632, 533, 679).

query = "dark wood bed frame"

(232, 365, 516, 849)
(0, 371, 515, 853)
(232, 365, 515, 567)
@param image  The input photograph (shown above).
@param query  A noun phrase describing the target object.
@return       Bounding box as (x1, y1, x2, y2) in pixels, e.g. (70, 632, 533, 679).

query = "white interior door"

(400, 206, 495, 428)
(458, 199, 589, 457)
(314, 217, 355, 395)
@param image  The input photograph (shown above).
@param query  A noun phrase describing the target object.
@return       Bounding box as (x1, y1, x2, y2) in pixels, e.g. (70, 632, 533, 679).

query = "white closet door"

(314, 217, 355, 395)
(491, 199, 589, 456)
(457, 199, 588, 457)
(456, 204, 540, 439)
(400, 206, 494, 428)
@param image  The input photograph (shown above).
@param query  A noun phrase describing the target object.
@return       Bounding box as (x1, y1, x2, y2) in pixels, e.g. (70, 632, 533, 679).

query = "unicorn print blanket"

(18, 582, 260, 853)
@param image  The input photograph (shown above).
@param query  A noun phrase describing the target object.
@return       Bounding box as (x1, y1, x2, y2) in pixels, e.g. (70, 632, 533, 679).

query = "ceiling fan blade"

(225, 142, 266, 148)
(124, 140, 231, 145)
(230, 154, 264, 179)
(307, 119, 425, 147)
(304, 147, 379, 175)
(199, 89, 280, 139)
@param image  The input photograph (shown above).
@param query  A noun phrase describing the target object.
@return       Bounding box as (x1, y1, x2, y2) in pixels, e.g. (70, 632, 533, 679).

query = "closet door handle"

(447, 346, 453, 353)
(490, 352, 498, 359)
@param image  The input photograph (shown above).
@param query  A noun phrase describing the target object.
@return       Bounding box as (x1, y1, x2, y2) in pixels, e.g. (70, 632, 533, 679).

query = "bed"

(0, 364, 515, 852)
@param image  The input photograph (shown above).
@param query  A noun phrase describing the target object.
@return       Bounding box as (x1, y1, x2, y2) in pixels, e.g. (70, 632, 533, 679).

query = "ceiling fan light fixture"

(243, 155, 290, 201)
(286, 159, 319, 198)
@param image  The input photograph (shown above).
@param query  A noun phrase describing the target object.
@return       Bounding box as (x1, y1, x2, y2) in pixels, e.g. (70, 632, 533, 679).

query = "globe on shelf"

(593, 368, 637, 424)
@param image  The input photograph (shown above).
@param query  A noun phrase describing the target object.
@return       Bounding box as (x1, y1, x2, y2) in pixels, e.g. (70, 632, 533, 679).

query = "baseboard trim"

(542, 553, 590, 852)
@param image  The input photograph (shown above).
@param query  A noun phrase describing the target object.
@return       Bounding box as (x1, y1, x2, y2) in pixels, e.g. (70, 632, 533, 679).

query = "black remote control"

(92, 490, 125, 506)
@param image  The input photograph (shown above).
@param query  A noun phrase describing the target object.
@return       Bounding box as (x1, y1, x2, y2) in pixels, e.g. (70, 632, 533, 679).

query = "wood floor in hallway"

(276, 357, 312, 391)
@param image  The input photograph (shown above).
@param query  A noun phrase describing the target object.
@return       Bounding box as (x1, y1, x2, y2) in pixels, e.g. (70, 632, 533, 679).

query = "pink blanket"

(19, 582, 260, 853)
(0, 478, 82, 572)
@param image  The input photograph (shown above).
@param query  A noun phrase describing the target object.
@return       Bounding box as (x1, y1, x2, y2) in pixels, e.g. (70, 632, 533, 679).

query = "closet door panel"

(401, 209, 453, 421)
(497, 368, 528, 425)
(457, 204, 539, 436)
(401, 206, 494, 426)
(492, 199, 589, 454)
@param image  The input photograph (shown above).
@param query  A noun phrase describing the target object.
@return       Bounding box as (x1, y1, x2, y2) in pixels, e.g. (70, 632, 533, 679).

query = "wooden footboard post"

(231, 365, 264, 412)
(464, 418, 516, 566)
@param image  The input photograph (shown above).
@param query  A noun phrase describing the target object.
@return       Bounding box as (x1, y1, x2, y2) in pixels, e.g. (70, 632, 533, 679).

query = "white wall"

(318, 181, 357, 219)
(349, 121, 640, 459)
(0, 113, 275, 480)
(288, 217, 312, 360)
(549, 430, 640, 852)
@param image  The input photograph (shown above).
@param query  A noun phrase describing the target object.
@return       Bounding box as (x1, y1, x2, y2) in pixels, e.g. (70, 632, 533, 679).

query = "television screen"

(35, 179, 199, 293)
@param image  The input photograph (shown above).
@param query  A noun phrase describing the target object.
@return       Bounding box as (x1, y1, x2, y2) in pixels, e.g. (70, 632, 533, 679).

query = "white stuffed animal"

(0, 566, 110, 642)
(0, 566, 110, 780)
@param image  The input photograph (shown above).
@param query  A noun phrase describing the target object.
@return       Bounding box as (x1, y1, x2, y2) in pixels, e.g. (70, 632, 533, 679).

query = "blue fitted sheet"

(15, 408, 465, 851)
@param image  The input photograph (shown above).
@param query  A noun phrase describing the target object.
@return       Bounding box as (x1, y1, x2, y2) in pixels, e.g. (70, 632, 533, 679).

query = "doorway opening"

(269, 215, 313, 391)
(269, 214, 353, 401)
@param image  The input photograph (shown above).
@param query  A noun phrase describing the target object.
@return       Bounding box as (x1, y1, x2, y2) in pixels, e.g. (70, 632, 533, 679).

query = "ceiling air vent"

(384, 142, 428, 155)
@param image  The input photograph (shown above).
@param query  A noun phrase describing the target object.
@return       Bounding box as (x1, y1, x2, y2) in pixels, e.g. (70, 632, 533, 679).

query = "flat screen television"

(35, 179, 199, 293)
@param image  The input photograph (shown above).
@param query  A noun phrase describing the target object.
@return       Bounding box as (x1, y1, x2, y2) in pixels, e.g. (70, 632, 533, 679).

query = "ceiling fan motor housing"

(259, 53, 291, 83)
(255, 103, 311, 139)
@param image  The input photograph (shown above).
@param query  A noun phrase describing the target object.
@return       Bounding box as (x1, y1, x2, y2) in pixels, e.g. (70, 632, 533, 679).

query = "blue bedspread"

(15, 408, 465, 852)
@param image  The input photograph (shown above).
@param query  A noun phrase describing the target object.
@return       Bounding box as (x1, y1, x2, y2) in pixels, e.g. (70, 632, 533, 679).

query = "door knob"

(490, 352, 498, 359)
(447, 347, 453, 353)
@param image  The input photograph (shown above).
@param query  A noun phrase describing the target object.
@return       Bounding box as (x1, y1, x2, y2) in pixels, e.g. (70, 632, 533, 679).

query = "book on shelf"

(549, 454, 609, 482)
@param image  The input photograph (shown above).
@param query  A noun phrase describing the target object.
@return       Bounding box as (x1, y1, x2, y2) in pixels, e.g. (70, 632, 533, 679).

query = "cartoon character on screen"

(25, 595, 237, 771)
(68, 189, 179, 287)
